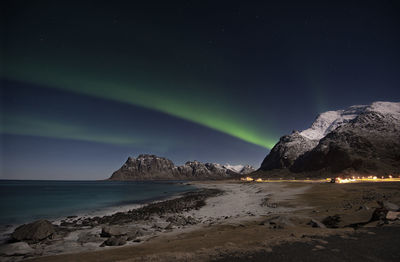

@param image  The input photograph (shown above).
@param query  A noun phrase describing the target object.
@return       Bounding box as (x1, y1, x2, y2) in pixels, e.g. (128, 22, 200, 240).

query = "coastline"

(1, 181, 399, 261)
(0, 180, 196, 240)
(0, 180, 198, 246)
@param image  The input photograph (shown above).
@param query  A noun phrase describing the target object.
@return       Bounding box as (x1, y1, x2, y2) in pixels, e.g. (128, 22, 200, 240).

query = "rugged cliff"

(109, 154, 255, 180)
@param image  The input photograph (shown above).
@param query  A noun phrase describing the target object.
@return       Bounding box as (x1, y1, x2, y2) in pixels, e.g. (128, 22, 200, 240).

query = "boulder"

(383, 201, 399, 212)
(0, 242, 34, 256)
(126, 228, 144, 241)
(322, 215, 341, 228)
(100, 225, 126, 237)
(77, 232, 103, 244)
(339, 209, 374, 227)
(101, 236, 128, 246)
(370, 207, 388, 222)
(386, 211, 400, 220)
(12, 220, 55, 243)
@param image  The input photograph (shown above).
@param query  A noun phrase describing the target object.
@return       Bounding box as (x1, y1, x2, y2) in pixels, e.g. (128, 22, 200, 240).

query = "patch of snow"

(223, 164, 244, 173)
(211, 163, 223, 168)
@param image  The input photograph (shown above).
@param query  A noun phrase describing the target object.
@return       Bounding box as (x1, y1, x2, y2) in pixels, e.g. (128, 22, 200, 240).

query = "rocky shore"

(0, 188, 222, 261)
(1, 181, 400, 262)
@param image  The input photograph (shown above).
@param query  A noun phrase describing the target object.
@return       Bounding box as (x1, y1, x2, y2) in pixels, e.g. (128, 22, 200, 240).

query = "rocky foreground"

(0, 188, 222, 261)
(1, 181, 400, 262)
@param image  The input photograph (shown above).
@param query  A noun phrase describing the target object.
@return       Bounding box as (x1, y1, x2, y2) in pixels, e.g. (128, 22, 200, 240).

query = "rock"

(164, 223, 174, 230)
(383, 201, 400, 212)
(265, 216, 294, 229)
(0, 242, 34, 256)
(340, 209, 374, 227)
(101, 236, 128, 246)
(100, 226, 126, 237)
(386, 211, 400, 220)
(77, 232, 103, 244)
(12, 220, 55, 243)
(358, 205, 370, 211)
(307, 219, 326, 228)
(268, 221, 283, 229)
(126, 228, 144, 241)
(370, 207, 388, 222)
(322, 215, 341, 228)
(186, 216, 197, 225)
(100, 226, 144, 241)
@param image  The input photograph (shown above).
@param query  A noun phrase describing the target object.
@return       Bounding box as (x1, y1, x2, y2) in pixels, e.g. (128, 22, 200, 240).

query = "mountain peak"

(110, 155, 255, 180)
(299, 101, 400, 140)
(260, 101, 400, 176)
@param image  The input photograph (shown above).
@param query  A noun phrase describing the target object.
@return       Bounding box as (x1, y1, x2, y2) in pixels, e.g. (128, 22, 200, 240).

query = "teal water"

(0, 180, 194, 225)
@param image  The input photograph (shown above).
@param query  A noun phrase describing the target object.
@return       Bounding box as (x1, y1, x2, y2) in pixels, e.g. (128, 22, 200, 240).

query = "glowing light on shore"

(240, 175, 400, 184)
(334, 175, 399, 183)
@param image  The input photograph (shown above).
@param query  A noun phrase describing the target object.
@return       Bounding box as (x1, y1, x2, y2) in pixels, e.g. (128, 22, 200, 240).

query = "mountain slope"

(109, 154, 255, 180)
(260, 101, 400, 177)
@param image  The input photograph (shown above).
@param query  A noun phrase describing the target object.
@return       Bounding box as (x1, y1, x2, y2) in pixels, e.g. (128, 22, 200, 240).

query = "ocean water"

(0, 180, 195, 226)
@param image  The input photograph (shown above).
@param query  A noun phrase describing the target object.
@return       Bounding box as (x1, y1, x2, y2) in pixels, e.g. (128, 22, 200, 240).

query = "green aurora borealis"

(2, 57, 277, 149)
(1, 114, 139, 146)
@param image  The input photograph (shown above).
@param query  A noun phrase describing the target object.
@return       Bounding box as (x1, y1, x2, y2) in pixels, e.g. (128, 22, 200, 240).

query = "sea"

(0, 180, 195, 226)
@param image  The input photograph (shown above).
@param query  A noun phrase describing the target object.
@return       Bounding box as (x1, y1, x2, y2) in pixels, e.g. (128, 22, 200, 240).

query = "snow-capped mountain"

(300, 102, 400, 140)
(109, 155, 255, 180)
(260, 101, 400, 176)
(223, 164, 244, 173)
(222, 164, 254, 174)
(300, 105, 367, 140)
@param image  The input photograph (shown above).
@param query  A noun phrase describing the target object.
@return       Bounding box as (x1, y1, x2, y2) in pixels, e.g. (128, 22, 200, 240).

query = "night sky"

(1, 0, 399, 179)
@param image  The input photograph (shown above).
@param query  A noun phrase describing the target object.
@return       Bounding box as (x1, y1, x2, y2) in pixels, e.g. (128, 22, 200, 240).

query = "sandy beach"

(1, 181, 399, 262)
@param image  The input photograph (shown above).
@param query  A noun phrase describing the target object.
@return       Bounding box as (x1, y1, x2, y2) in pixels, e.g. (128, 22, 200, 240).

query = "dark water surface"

(0, 180, 194, 225)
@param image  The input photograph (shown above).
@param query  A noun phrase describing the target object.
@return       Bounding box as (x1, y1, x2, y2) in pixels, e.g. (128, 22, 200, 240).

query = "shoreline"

(1, 181, 399, 261)
(0, 181, 197, 241)
(0, 181, 310, 261)
(0, 184, 221, 261)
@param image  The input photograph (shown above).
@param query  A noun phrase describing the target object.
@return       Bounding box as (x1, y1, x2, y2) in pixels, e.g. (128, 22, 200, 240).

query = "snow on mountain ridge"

(223, 164, 244, 173)
(366, 101, 400, 120)
(299, 102, 400, 140)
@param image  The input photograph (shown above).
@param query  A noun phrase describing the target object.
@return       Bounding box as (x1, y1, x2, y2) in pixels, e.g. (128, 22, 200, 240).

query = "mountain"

(223, 164, 254, 174)
(259, 101, 400, 177)
(109, 154, 255, 180)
